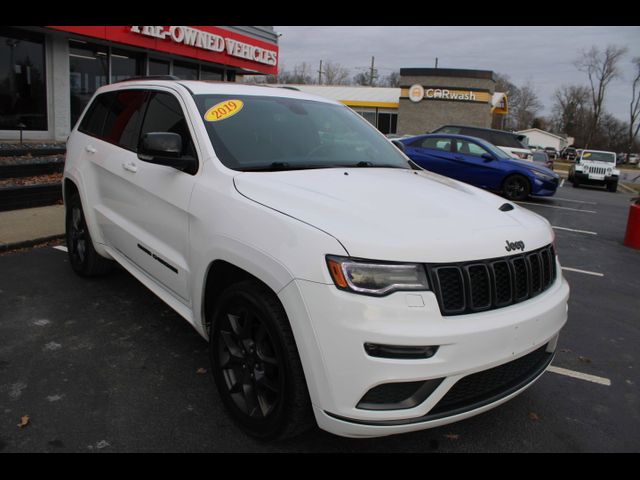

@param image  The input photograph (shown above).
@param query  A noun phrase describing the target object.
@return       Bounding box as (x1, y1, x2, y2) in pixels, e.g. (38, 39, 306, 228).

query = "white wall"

(521, 130, 567, 151)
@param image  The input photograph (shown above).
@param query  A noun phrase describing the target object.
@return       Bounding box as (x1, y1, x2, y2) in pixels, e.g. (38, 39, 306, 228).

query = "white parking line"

(516, 201, 597, 214)
(548, 366, 611, 386)
(552, 226, 598, 235)
(561, 266, 604, 277)
(53, 246, 68, 252)
(559, 178, 565, 188)
(551, 196, 598, 205)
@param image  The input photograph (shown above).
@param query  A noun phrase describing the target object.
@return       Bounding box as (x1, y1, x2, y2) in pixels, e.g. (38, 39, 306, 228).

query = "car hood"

(233, 168, 553, 262)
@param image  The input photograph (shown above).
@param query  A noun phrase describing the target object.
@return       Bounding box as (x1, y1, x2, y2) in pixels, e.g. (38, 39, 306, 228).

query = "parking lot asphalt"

(1, 182, 639, 453)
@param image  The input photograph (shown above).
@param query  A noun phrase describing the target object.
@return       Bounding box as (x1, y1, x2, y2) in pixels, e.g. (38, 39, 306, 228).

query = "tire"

(572, 179, 580, 188)
(501, 174, 531, 201)
(607, 181, 618, 192)
(65, 192, 113, 277)
(209, 280, 314, 440)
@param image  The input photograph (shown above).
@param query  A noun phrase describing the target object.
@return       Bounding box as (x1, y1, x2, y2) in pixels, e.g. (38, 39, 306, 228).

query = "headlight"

(531, 170, 555, 181)
(326, 255, 429, 296)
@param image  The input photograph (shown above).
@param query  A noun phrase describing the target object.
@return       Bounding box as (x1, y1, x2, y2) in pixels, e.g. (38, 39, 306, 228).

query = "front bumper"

(574, 171, 617, 186)
(278, 267, 570, 438)
(531, 176, 560, 196)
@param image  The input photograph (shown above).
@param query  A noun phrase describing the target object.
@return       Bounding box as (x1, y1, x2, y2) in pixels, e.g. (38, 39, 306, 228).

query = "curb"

(0, 234, 65, 253)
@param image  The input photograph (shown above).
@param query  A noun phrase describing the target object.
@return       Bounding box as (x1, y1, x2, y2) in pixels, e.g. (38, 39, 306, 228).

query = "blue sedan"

(399, 134, 560, 201)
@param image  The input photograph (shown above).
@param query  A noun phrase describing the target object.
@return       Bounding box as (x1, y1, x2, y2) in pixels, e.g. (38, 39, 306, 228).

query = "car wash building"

(283, 67, 506, 136)
(397, 68, 498, 135)
(0, 26, 279, 142)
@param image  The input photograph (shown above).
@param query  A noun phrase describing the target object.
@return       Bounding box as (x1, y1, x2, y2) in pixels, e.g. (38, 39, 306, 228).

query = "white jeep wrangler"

(569, 149, 620, 192)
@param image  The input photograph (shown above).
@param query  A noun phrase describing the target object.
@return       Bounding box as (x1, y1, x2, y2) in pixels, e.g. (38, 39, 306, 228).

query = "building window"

(356, 110, 376, 128)
(148, 58, 170, 76)
(69, 40, 109, 128)
(111, 48, 143, 83)
(173, 60, 198, 80)
(377, 112, 397, 135)
(201, 66, 223, 81)
(0, 27, 47, 131)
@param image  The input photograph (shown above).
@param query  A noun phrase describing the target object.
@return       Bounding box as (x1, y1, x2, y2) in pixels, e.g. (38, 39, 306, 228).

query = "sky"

(273, 26, 640, 122)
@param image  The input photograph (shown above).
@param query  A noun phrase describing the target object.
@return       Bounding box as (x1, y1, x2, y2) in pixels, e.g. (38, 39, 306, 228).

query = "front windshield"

(194, 94, 411, 171)
(581, 151, 615, 163)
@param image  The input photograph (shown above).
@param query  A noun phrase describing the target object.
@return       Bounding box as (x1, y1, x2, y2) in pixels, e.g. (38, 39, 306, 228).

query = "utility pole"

(318, 60, 323, 85)
(435, 57, 438, 68)
(369, 56, 377, 86)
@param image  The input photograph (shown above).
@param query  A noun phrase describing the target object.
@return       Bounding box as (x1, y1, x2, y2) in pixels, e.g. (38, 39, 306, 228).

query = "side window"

(454, 140, 489, 157)
(420, 137, 451, 152)
(437, 126, 461, 134)
(139, 91, 196, 158)
(78, 92, 115, 138)
(461, 128, 489, 143)
(102, 90, 148, 151)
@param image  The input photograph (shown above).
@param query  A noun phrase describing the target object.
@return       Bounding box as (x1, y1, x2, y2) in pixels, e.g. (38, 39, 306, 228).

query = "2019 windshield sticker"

(204, 99, 244, 122)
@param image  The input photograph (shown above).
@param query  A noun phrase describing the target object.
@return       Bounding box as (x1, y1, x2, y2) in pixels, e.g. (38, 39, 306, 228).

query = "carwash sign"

(404, 84, 491, 103)
(46, 26, 279, 74)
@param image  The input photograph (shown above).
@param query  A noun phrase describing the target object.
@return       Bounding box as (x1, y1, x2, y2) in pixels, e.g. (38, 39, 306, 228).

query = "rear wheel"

(501, 174, 531, 201)
(65, 192, 113, 276)
(209, 280, 313, 440)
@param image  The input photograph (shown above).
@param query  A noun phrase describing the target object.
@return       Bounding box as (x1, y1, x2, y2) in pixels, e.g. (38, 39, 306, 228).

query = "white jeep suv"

(569, 149, 620, 192)
(63, 78, 570, 439)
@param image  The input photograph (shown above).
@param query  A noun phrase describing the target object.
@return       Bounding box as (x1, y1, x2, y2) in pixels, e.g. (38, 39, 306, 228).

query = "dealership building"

(0, 26, 279, 142)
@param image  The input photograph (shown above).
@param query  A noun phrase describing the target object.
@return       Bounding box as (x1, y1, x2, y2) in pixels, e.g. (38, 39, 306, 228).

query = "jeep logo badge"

(505, 240, 525, 252)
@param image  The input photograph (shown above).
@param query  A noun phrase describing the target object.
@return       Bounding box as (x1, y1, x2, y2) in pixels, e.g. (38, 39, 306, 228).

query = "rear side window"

(102, 90, 148, 151)
(415, 137, 452, 152)
(139, 92, 196, 158)
(78, 92, 115, 138)
(487, 131, 524, 149)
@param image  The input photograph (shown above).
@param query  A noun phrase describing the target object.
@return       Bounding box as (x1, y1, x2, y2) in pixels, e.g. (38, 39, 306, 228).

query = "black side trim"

(137, 243, 178, 274)
(325, 349, 554, 427)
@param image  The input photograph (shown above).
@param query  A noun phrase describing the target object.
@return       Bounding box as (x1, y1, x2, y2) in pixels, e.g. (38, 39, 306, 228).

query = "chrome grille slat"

(428, 244, 557, 316)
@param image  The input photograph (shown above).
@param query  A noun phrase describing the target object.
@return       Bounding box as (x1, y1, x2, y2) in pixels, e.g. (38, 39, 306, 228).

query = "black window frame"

(137, 89, 200, 175)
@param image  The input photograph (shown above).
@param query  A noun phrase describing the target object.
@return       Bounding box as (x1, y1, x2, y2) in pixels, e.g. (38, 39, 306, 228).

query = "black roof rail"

(112, 75, 181, 84)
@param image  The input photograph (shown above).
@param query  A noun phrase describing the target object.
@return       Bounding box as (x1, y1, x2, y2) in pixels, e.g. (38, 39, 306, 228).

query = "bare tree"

(322, 61, 351, 85)
(353, 71, 372, 86)
(511, 81, 543, 130)
(575, 44, 628, 147)
(551, 84, 592, 145)
(629, 57, 640, 155)
(379, 71, 400, 88)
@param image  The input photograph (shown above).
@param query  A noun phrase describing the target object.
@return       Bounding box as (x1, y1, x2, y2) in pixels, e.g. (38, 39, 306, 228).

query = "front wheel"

(501, 174, 531, 201)
(209, 280, 313, 440)
(607, 181, 618, 192)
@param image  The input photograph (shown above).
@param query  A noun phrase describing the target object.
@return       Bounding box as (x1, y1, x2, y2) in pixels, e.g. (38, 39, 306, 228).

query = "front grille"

(585, 165, 607, 175)
(428, 244, 556, 316)
(429, 344, 553, 416)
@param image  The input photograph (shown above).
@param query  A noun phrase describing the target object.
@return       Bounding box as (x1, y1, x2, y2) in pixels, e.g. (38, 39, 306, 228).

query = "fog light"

(364, 343, 438, 360)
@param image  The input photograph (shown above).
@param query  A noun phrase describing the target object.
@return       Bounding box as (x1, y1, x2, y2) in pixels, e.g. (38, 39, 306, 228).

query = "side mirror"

(391, 140, 405, 152)
(138, 132, 197, 172)
(481, 153, 495, 162)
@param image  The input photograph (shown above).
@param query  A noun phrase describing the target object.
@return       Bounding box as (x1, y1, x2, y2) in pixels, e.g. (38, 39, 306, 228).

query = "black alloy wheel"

(65, 192, 113, 276)
(217, 305, 284, 420)
(68, 204, 87, 267)
(209, 280, 313, 440)
(502, 174, 531, 201)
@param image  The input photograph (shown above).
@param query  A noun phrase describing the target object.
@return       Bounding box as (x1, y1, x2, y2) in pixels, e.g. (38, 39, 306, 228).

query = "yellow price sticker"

(583, 152, 591, 158)
(204, 99, 244, 122)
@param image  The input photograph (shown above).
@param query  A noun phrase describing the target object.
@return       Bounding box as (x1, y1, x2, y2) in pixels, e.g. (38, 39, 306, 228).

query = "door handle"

(122, 162, 138, 173)
(85, 145, 97, 154)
